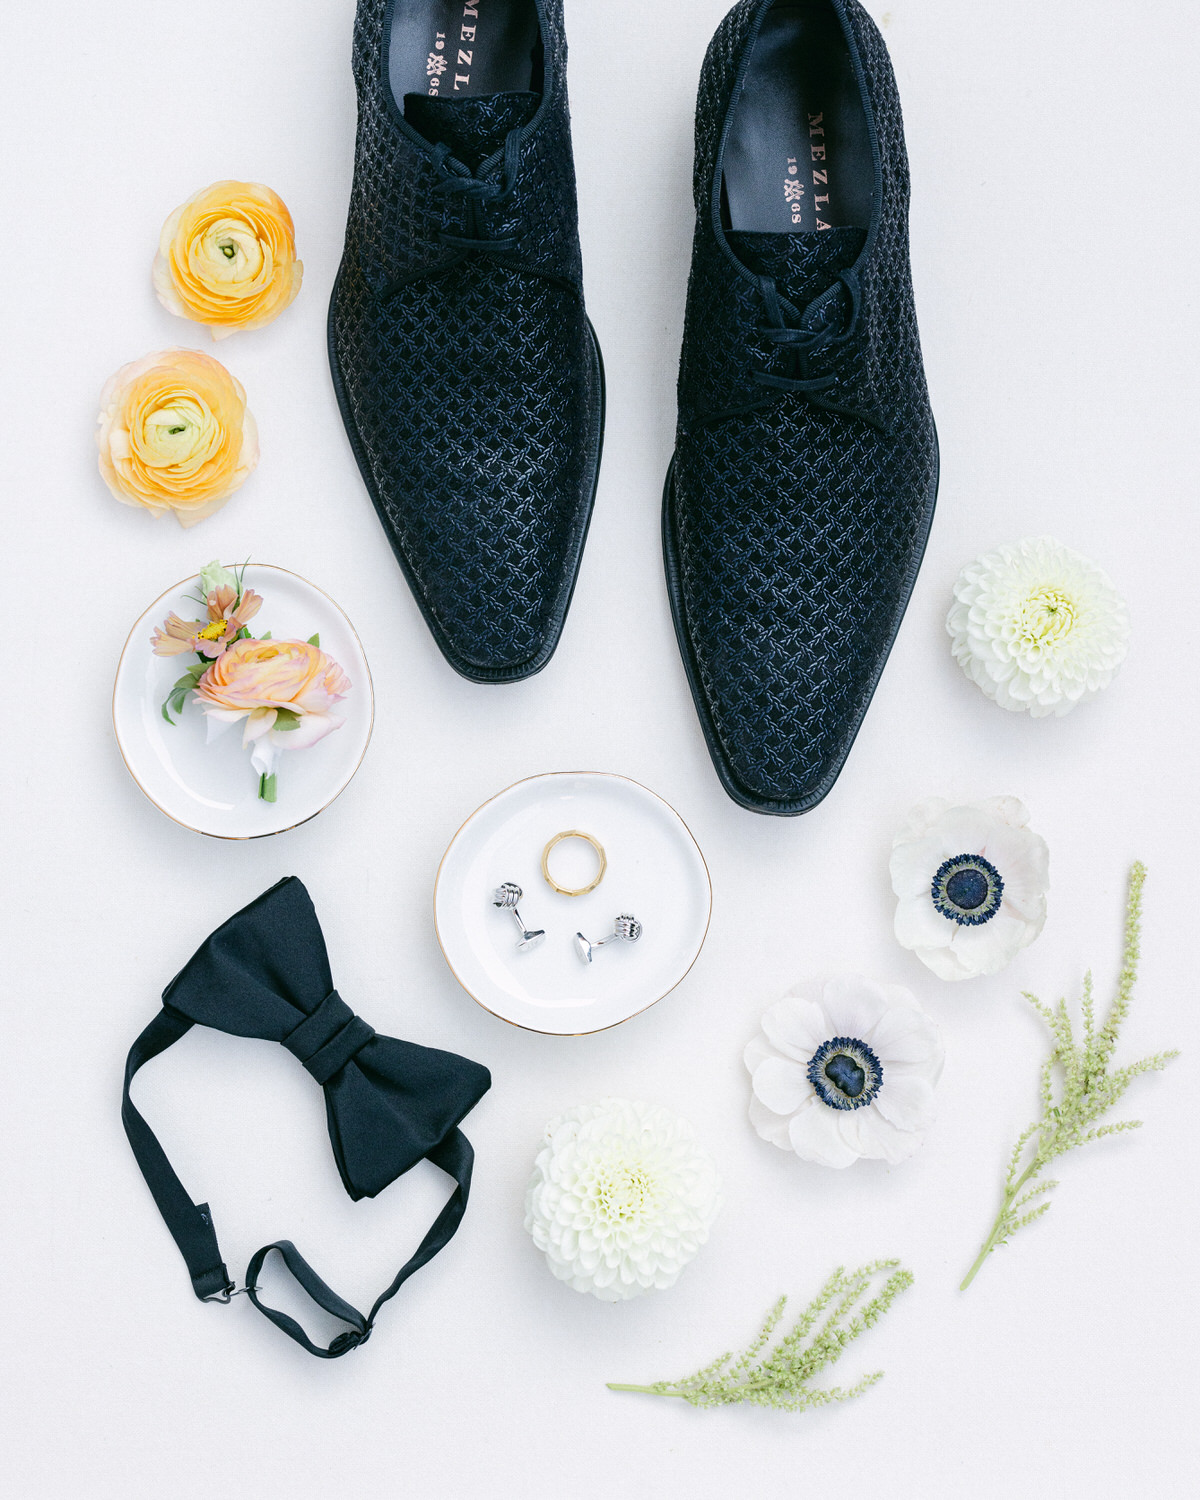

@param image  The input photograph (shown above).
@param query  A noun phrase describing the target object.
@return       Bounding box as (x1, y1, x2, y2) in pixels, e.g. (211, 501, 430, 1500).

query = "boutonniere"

(152, 561, 352, 802)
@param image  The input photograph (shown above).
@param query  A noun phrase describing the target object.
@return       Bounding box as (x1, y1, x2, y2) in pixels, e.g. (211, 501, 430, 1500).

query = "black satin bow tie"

(121, 877, 491, 1359)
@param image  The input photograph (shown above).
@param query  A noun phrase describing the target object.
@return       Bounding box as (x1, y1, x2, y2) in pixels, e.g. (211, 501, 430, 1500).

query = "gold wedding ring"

(541, 830, 607, 897)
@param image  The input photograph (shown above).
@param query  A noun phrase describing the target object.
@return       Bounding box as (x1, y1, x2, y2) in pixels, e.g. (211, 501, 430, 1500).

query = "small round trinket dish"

(112, 564, 373, 839)
(434, 773, 712, 1035)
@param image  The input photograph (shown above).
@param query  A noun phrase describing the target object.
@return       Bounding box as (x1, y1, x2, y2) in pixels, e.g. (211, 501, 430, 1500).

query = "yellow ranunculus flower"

(153, 180, 303, 338)
(96, 348, 259, 527)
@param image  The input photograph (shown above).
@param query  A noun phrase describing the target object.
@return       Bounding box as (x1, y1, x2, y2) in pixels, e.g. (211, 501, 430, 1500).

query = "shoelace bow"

(753, 267, 861, 397)
(432, 130, 523, 254)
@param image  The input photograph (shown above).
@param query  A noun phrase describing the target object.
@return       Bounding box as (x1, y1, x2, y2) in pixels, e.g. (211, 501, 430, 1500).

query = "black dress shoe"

(330, 0, 604, 682)
(666, 0, 938, 814)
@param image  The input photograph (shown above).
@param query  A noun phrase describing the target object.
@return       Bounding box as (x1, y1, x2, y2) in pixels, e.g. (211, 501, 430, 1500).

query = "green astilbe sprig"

(961, 862, 1178, 1290)
(607, 1260, 912, 1411)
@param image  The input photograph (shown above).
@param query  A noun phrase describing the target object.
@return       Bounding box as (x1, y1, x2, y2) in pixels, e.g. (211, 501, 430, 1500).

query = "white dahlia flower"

(947, 536, 1130, 716)
(890, 796, 1049, 981)
(524, 1099, 721, 1301)
(746, 978, 944, 1169)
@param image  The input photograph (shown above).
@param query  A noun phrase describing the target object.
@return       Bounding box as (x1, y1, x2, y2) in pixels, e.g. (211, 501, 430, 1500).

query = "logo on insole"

(426, 3, 482, 96)
(784, 159, 805, 224)
(427, 40, 448, 93)
(808, 112, 833, 231)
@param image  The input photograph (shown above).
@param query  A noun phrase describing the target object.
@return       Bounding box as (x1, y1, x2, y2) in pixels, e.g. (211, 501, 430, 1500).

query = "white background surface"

(2, 2, 1198, 1496)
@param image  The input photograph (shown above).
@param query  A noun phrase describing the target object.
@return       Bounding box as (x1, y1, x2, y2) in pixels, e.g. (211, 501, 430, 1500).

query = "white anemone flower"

(745, 978, 944, 1169)
(524, 1099, 721, 1301)
(890, 796, 1049, 981)
(947, 536, 1130, 717)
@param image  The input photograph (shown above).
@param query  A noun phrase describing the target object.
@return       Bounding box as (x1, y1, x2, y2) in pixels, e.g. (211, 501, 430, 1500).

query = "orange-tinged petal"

(152, 180, 303, 336)
(96, 348, 257, 525)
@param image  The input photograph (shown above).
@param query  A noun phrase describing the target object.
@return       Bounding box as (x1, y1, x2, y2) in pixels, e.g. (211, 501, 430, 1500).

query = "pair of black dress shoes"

(329, 0, 937, 816)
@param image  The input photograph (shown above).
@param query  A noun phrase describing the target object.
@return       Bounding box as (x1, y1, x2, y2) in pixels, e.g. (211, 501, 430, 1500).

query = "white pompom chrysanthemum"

(947, 536, 1130, 717)
(524, 1099, 721, 1302)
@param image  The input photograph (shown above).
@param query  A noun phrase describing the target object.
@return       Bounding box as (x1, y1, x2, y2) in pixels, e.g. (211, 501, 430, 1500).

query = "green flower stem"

(605, 1384, 684, 1397)
(960, 1161, 1038, 1292)
(607, 1372, 820, 1397)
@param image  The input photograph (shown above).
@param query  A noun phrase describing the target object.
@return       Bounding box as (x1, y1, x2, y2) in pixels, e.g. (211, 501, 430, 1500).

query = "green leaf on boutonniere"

(161, 663, 208, 724)
(259, 631, 272, 641)
(272, 708, 302, 732)
(307, 633, 320, 647)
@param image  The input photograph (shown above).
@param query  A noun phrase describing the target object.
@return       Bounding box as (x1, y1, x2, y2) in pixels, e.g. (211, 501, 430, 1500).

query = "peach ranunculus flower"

(153, 180, 303, 338)
(96, 349, 259, 526)
(194, 638, 351, 778)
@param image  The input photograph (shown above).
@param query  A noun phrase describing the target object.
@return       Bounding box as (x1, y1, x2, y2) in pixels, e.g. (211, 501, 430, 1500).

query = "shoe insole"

(389, 0, 542, 104)
(722, 0, 873, 235)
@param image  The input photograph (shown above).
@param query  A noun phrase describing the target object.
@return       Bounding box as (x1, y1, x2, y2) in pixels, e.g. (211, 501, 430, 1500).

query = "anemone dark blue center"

(945, 867, 988, 910)
(931, 854, 1004, 927)
(807, 1037, 883, 1111)
(824, 1053, 866, 1098)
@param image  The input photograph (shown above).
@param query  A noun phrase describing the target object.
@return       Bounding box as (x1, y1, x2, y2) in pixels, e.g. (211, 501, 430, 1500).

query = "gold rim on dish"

(111, 563, 375, 841)
(432, 771, 713, 1036)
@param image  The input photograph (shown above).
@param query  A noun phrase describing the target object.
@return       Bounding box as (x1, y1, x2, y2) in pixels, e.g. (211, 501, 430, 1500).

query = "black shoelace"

(432, 129, 523, 254)
(753, 267, 861, 398)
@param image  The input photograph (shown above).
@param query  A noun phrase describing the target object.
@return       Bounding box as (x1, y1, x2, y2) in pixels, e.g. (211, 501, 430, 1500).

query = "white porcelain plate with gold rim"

(434, 773, 712, 1035)
(112, 564, 374, 839)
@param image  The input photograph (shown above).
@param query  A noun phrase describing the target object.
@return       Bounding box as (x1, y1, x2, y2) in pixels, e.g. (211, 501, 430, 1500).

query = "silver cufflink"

(574, 913, 642, 965)
(492, 882, 546, 951)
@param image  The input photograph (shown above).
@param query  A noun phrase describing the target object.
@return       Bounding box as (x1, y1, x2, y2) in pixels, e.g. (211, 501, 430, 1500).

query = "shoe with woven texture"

(330, 0, 603, 682)
(666, 0, 937, 814)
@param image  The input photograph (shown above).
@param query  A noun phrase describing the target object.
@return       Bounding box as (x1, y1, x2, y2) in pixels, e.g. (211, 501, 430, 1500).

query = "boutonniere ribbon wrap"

(121, 877, 491, 1359)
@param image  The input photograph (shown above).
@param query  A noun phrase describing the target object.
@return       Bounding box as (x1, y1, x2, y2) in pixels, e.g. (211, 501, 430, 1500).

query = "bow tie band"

(121, 877, 491, 1359)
